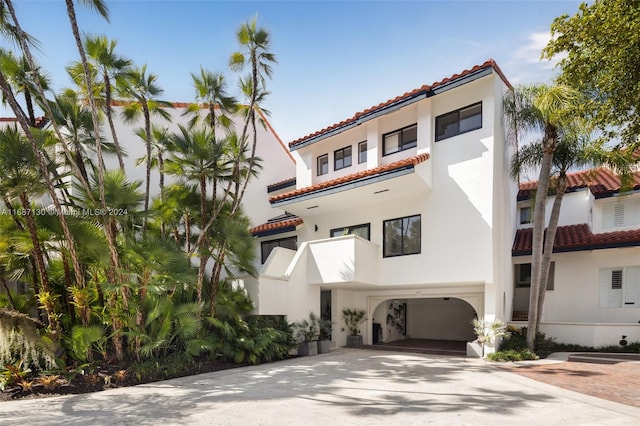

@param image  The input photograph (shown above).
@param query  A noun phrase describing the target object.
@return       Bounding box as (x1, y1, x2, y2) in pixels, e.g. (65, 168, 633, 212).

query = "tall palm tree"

(185, 67, 237, 137)
(85, 34, 131, 171)
(117, 64, 172, 216)
(504, 83, 583, 350)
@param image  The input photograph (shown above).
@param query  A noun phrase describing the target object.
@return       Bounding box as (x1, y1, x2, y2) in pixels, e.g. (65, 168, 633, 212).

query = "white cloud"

(503, 31, 566, 85)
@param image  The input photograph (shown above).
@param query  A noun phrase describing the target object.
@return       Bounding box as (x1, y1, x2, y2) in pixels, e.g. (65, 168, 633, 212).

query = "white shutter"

(623, 267, 640, 308)
(599, 269, 623, 308)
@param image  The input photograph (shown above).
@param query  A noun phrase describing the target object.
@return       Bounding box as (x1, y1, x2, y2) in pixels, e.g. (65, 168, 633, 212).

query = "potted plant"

(316, 317, 333, 354)
(470, 318, 510, 357)
(294, 312, 320, 356)
(342, 308, 366, 348)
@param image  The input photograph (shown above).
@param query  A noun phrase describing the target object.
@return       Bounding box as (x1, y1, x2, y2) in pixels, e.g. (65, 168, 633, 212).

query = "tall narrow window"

(358, 141, 367, 164)
(435, 102, 482, 141)
(383, 124, 417, 155)
(317, 154, 328, 176)
(334, 146, 352, 170)
(383, 214, 421, 257)
(519, 206, 532, 224)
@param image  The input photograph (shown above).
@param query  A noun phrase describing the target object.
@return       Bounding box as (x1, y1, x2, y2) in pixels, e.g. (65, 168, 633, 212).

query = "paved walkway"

(502, 352, 640, 408)
(0, 349, 638, 425)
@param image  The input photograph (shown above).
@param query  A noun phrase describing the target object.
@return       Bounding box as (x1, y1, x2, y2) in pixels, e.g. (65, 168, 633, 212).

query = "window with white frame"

(382, 124, 417, 156)
(334, 146, 352, 170)
(317, 154, 328, 176)
(599, 266, 640, 308)
(435, 102, 482, 141)
(602, 198, 640, 229)
(358, 141, 367, 164)
(519, 206, 532, 225)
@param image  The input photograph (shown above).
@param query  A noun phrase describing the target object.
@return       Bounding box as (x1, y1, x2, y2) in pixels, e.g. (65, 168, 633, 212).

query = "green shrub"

(488, 349, 539, 362)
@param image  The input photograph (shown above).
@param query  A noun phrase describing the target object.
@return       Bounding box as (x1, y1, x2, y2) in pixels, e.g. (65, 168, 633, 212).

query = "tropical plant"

(185, 67, 237, 137)
(342, 308, 366, 336)
(294, 312, 320, 343)
(471, 318, 510, 357)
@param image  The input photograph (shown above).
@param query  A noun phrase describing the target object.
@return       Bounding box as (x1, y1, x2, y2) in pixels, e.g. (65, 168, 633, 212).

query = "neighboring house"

(243, 59, 517, 350)
(513, 169, 640, 347)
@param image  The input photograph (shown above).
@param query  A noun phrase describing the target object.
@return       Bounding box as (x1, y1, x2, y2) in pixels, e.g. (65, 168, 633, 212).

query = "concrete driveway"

(0, 349, 638, 425)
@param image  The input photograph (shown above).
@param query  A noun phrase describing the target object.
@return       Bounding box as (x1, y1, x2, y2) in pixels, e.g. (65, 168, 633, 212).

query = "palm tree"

(504, 83, 583, 350)
(84, 34, 131, 171)
(0, 126, 60, 333)
(165, 125, 229, 302)
(117, 64, 172, 216)
(0, 50, 51, 126)
(185, 67, 237, 137)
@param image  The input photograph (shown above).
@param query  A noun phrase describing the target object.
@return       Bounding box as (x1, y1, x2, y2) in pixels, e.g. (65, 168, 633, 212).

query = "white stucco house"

(243, 59, 518, 350)
(513, 168, 640, 347)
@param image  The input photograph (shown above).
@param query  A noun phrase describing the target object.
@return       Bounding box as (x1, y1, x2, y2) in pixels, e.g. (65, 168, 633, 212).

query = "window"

(358, 141, 367, 164)
(383, 214, 421, 257)
(514, 263, 555, 290)
(317, 154, 328, 176)
(330, 223, 370, 240)
(261, 236, 297, 264)
(599, 267, 640, 308)
(435, 102, 482, 141)
(520, 206, 532, 224)
(383, 124, 417, 156)
(334, 146, 352, 170)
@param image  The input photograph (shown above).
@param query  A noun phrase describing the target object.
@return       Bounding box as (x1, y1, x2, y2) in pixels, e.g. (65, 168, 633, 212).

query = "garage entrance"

(370, 297, 477, 355)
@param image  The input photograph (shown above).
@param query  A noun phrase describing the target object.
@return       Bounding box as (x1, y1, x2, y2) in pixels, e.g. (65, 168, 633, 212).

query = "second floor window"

(436, 102, 482, 141)
(520, 206, 532, 224)
(330, 223, 370, 240)
(334, 146, 352, 170)
(383, 124, 417, 156)
(358, 141, 367, 164)
(317, 154, 328, 176)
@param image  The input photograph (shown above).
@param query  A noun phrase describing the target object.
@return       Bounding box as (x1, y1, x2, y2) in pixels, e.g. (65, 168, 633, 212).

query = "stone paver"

(0, 349, 638, 425)
(504, 358, 640, 408)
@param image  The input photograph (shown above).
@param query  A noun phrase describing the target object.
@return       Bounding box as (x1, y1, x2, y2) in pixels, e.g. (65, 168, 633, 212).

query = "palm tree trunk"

(196, 174, 208, 303)
(0, 276, 17, 310)
(19, 192, 59, 334)
(526, 125, 558, 351)
(65, 0, 122, 293)
(536, 175, 567, 325)
(104, 74, 125, 171)
(24, 89, 36, 127)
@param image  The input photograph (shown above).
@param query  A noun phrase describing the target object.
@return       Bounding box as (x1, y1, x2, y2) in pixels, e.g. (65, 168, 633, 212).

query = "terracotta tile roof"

(512, 223, 640, 256)
(289, 59, 512, 149)
(269, 153, 430, 204)
(250, 215, 303, 237)
(518, 168, 640, 200)
(267, 177, 296, 193)
(0, 116, 49, 129)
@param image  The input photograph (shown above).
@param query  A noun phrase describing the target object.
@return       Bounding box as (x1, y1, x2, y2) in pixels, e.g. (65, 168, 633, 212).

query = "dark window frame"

(358, 141, 367, 164)
(519, 206, 532, 225)
(330, 223, 371, 240)
(383, 214, 421, 258)
(261, 236, 297, 264)
(382, 123, 418, 156)
(334, 146, 352, 171)
(514, 262, 555, 290)
(435, 102, 482, 142)
(317, 154, 328, 176)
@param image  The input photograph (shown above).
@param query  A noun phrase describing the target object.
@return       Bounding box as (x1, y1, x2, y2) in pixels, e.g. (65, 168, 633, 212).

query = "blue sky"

(5, 0, 583, 142)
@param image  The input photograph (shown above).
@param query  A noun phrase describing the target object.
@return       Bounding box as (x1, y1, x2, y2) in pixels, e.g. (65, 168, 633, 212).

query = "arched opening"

(371, 297, 477, 354)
